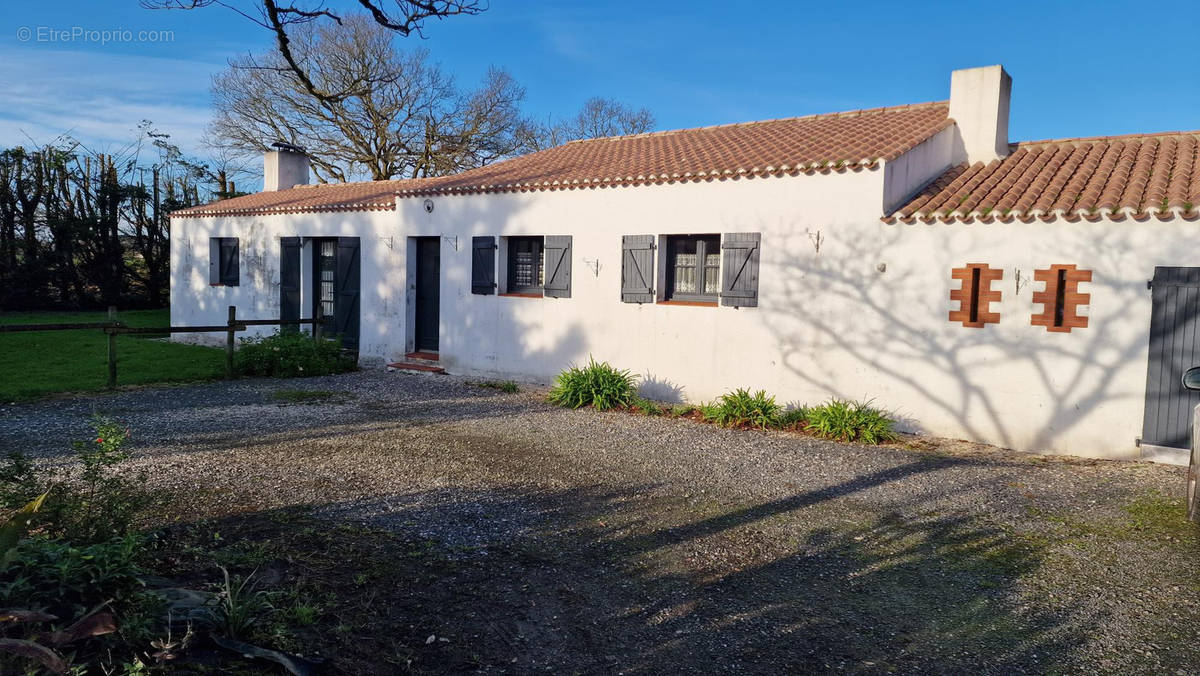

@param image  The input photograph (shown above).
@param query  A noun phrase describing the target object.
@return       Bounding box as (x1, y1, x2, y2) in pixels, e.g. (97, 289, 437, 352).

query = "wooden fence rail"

(0, 305, 324, 389)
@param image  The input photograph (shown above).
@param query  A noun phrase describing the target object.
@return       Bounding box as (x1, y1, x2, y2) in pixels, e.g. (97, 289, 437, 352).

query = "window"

(316, 239, 336, 324)
(210, 237, 239, 286)
(948, 263, 1002, 327)
(506, 236, 543, 294)
(1031, 264, 1091, 332)
(665, 235, 720, 303)
(500, 235, 573, 298)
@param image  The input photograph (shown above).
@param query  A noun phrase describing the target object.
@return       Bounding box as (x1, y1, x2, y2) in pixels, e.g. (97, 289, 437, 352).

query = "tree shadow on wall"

(760, 224, 1149, 451)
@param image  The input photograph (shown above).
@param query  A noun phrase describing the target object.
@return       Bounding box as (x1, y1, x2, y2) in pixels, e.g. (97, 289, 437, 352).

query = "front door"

(414, 237, 440, 352)
(1141, 266, 1200, 452)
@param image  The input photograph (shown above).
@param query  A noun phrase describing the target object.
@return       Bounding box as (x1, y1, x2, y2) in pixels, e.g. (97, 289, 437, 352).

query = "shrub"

(0, 418, 159, 673)
(547, 359, 637, 411)
(705, 389, 781, 429)
(0, 416, 147, 544)
(0, 534, 145, 620)
(804, 399, 897, 444)
(234, 331, 357, 378)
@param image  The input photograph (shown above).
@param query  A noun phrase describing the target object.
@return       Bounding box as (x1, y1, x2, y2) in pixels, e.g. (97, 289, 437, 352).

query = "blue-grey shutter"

(471, 236, 496, 295)
(720, 232, 760, 307)
(544, 235, 572, 299)
(1141, 266, 1200, 449)
(219, 238, 239, 286)
(621, 235, 655, 303)
(280, 237, 301, 330)
(335, 237, 360, 350)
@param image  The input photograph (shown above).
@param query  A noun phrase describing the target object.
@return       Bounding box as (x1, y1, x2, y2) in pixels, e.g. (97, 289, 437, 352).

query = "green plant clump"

(778, 407, 811, 429)
(207, 566, 277, 641)
(631, 396, 666, 416)
(234, 331, 357, 378)
(547, 359, 637, 411)
(479, 380, 520, 393)
(669, 404, 697, 418)
(1, 534, 145, 620)
(704, 389, 781, 429)
(804, 399, 897, 444)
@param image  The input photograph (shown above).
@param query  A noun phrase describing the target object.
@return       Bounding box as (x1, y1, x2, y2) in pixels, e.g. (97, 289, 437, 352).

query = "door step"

(406, 351, 439, 363)
(387, 361, 446, 375)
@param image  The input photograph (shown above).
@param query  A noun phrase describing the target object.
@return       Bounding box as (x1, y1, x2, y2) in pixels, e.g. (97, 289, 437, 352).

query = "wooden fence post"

(225, 305, 237, 379)
(313, 302, 323, 343)
(106, 306, 117, 390)
(1190, 407, 1199, 523)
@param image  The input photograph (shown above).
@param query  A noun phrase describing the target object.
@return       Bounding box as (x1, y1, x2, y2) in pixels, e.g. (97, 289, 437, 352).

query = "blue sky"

(2, 1, 1198, 164)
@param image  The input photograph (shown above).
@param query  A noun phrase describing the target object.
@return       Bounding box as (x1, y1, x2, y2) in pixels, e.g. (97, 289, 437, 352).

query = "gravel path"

(2, 371, 1197, 674)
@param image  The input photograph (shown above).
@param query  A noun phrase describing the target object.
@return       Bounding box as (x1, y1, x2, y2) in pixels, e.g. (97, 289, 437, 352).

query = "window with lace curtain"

(665, 235, 720, 303)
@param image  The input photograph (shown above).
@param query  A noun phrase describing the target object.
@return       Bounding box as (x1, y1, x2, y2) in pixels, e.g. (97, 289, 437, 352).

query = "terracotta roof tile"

(887, 131, 1200, 223)
(168, 178, 423, 218)
(174, 102, 951, 217)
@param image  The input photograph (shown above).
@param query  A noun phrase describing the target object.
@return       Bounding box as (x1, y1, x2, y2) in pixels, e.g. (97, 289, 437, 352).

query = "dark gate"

(1141, 267, 1200, 450)
(280, 237, 301, 331)
(414, 237, 440, 352)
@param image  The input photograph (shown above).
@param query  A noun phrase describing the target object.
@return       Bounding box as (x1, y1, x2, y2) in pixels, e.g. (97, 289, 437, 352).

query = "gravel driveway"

(2, 371, 1197, 674)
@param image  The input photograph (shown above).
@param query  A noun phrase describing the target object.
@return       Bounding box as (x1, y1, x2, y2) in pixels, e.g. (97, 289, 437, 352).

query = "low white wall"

(172, 164, 1194, 462)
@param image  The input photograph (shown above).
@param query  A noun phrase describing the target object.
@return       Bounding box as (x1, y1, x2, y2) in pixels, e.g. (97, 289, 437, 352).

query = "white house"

(171, 65, 1200, 465)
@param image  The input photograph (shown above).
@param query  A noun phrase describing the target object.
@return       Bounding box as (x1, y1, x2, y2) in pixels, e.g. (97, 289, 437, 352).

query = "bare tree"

(142, 0, 485, 102)
(528, 97, 656, 150)
(208, 15, 532, 181)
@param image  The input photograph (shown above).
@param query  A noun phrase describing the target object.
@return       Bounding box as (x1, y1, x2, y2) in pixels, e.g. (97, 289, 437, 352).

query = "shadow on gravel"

(170, 461, 1081, 673)
(12, 382, 542, 460)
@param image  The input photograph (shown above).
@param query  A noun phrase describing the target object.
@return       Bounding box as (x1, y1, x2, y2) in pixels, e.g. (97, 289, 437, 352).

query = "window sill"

(499, 292, 542, 299)
(658, 299, 718, 307)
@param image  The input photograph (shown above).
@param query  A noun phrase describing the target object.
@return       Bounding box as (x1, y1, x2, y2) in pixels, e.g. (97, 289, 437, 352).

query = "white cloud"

(0, 46, 219, 154)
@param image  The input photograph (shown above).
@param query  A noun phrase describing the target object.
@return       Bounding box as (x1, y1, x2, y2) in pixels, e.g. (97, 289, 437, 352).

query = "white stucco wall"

(171, 159, 1196, 464)
(169, 209, 407, 361)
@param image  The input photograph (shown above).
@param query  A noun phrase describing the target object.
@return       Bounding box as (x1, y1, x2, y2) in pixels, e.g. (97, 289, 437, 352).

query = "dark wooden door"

(414, 238, 440, 352)
(1142, 267, 1200, 449)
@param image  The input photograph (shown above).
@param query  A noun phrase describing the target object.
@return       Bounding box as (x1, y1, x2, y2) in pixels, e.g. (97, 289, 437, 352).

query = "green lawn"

(0, 309, 224, 401)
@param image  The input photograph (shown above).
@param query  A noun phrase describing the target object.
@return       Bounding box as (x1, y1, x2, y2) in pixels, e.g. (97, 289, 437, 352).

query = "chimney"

(263, 142, 309, 191)
(949, 65, 1011, 164)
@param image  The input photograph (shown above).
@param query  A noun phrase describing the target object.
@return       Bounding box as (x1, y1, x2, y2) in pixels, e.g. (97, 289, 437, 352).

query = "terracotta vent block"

(949, 263, 1003, 328)
(1031, 264, 1091, 332)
